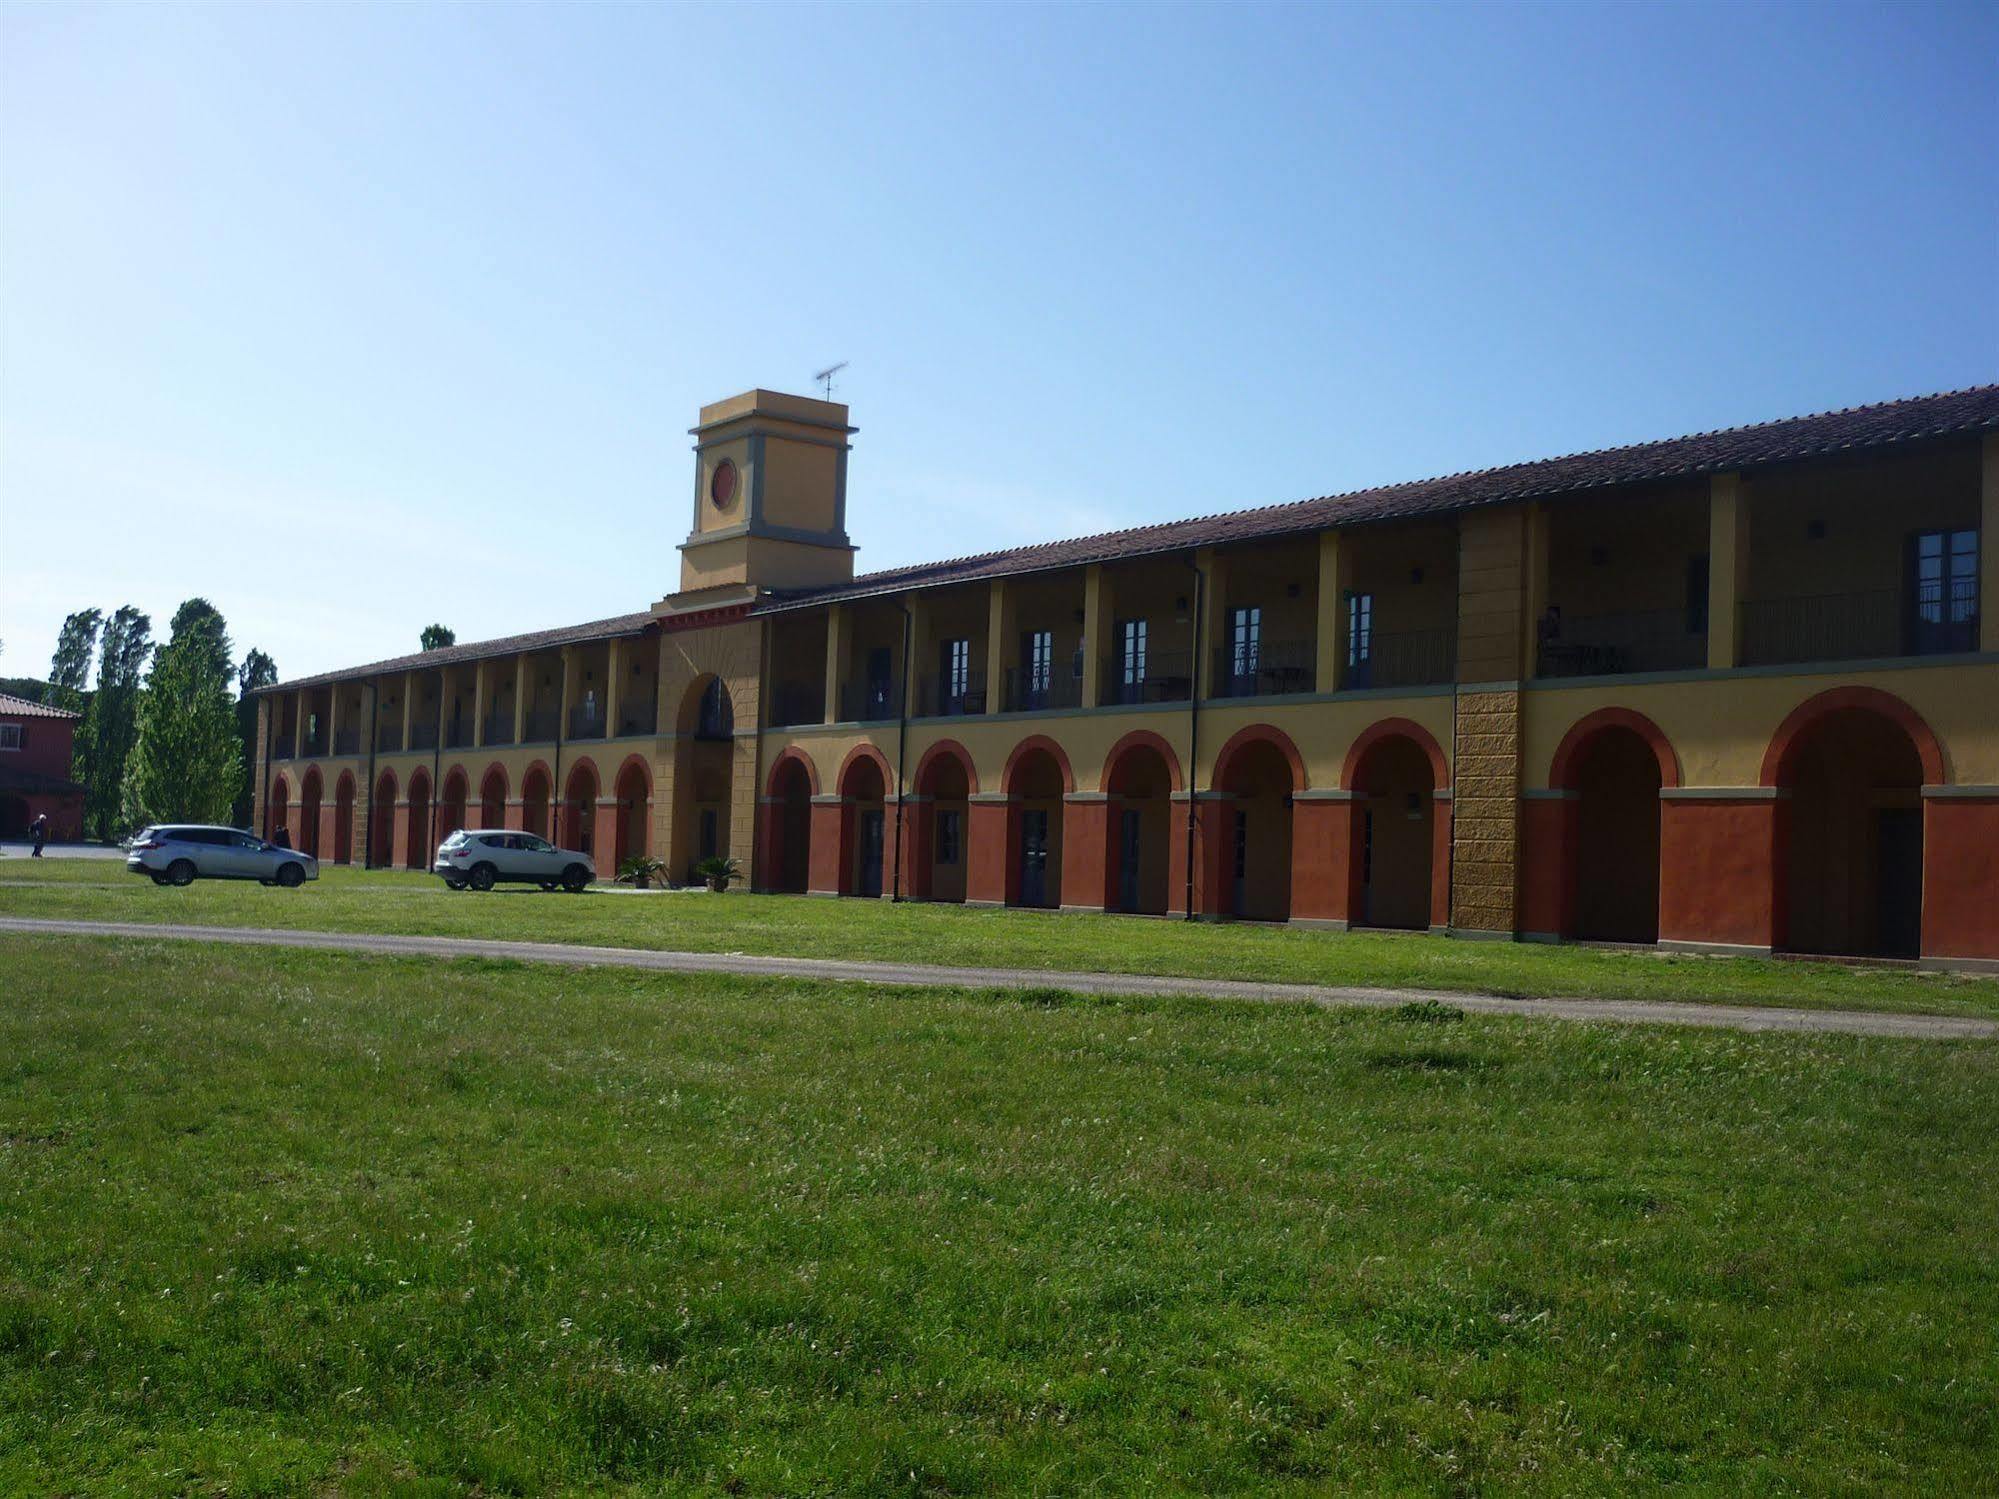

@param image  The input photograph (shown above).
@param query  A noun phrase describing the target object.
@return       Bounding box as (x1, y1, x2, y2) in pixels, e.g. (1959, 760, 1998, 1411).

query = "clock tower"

(660, 388, 858, 618)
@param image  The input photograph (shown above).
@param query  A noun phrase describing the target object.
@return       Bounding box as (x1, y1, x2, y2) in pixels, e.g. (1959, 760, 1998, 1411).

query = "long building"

(254, 384, 1999, 969)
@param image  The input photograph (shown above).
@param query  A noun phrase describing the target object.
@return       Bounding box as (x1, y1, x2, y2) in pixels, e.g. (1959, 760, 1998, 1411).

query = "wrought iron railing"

(567, 707, 606, 741)
(839, 680, 904, 722)
(483, 713, 516, 747)
(917, 670, 989, 717)
(1100, 646, 1196, 706)
(409, 722, 439, 752)
(444, 720, 474, 750)
(1210, 638, 1314, 699)
(1341, 628, 1456, 691)
(1740, 590, 1900, 667)
(333, 729, 360, 756)
(618, 702, 659, 737)
(301, 731, 325, 757)
(522, 708, 558, 743)
(767, 684, 824, 728)
(1536, 610, 1706, 678)
(374, 726, 403, 754)
(1002, 668, 1083, 713)
(273, 736, 296, 760)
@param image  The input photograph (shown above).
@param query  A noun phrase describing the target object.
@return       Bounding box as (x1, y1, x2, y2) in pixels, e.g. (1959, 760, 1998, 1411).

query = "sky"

(2, 1, 1994, 686)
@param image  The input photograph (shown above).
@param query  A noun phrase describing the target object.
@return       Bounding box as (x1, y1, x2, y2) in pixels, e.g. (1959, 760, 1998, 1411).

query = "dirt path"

(3, 915, 1993, 1040)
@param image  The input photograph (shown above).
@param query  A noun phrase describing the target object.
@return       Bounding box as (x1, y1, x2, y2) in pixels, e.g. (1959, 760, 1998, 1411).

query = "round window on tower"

(709, 459, 739, 510)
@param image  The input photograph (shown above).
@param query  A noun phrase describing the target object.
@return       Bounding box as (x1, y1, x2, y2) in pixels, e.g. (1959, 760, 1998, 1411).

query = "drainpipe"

(365, 683, 379, 868)
(891, 602, 912, 901)
(551, 658, 567, 848)
(1182, 554, 1206, 921)
(261, 690, 276, 840)
(428, 668, 443, 867)
(753, 610, 769, 892)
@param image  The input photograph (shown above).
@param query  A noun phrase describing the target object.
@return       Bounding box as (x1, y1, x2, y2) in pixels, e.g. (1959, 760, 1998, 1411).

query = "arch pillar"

(1290, 790, 1356, 927)
(1923, 790, 1999, 964)
(807, 796, 844, 896)
(593, 797, 620, 873)
(1169, 791, 1233, 918)
(1658, 789, 1783, 955)
(895, 794, 932, 901)
(1059, 793, 1111, 912)
(965, 793, 1013, 906)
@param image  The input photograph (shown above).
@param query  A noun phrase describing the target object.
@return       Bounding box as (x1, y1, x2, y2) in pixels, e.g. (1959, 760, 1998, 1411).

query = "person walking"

(30, 812, 48, 857)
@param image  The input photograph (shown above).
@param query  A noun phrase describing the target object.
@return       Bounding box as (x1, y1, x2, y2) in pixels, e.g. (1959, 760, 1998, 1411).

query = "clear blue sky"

(3, 1, 1994, 684)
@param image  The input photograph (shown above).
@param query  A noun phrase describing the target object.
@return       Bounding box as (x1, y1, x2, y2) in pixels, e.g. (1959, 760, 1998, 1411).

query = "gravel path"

(3, 915, 1993, 1041)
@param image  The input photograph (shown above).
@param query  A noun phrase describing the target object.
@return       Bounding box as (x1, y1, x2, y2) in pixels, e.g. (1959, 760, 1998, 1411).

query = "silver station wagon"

(127, 826, 320, 887)
(433, 830, 595, 892)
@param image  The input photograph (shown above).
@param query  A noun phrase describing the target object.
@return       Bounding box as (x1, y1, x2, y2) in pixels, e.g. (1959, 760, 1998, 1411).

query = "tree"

(420, 624, 456, 651)
(47, 609, 102, 713)
(77, 608, 152, 839)
(233, 648, 278, 826)
(126, 602, 243, 827)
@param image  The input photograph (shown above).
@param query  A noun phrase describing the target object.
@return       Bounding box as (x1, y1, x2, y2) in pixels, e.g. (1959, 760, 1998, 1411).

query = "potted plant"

(617, 854, 668, 891)
(692, 854, 740, 893)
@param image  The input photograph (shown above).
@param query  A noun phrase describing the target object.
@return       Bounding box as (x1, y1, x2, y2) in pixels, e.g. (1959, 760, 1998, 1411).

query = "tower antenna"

(813, 361, 849, 400)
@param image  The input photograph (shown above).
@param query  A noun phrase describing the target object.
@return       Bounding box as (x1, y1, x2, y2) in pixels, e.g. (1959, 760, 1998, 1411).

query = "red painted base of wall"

(1923, 797, 1999, 960)
(1659, 798, 1778, 950)
(1291, 799, 1352, 923)
(807, 802, 843, 895)
(1061, 800, 1109, 909)
(1518, 798, 1576, 937)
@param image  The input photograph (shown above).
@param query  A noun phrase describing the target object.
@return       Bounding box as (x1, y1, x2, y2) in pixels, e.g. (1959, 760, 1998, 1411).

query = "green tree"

(76, 608, 153, 839)
(420, 624, 456, 651)
(233, 648, 278, 826)
(47, 609, 102, 713)
(126, 603, 242, 828)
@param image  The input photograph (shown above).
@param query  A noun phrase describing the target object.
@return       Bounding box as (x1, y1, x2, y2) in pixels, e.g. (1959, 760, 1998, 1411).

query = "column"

(325, 689, 341, 760)
(1982, 435, 1998, 654)
(434, 669, 448, 747)
(1658, 789, 1782, 955)
(400, 670, 415, 750)
(1080, 564, 1107, 709)
(1450, 506, 1529, 936)
(1290, 788, 1356, 926)
(513, 655, 528, 743)
(808, 795, 845, 894)
(984, 581, 1014, 714)
(1059, 791, 1110, 912)
(1314, 531, 1345, 693)
(294, 688, 308, 756)
(1168, 790, 1232, 917)
(1196, 547, 1228, 698)
(823, 604, 847, 725)
(1922, 787, 1999, 964)
(1516, 789, 1579, 941)
(904, 594, 929, 718)
(1707, 472, 1750, 670)
(965, 792, 1013, 905)
(473, 662, 487, 747)
(604, 642, 623, 740)
(1520, 502, 1551, 680)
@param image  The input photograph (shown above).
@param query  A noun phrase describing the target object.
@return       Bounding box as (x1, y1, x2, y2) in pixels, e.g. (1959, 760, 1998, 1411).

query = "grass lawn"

(2, 935, 1996, 1493)
(1, 859, 1995, 1020)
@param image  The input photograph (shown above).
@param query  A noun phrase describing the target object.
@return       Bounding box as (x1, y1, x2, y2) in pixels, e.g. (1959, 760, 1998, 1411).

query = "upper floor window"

(940, 638, 970, 697)
(936, 808, 962, 865)
(1023, 630, 1053, 691)
(0, 723, 21, 751)
(1346, 593, 1373, 669)
(1119, 619, 1148, 684)
(1910, 529, 1978, 655)
(696, 678, 734, 739)
(1229, 606, 1261, 678)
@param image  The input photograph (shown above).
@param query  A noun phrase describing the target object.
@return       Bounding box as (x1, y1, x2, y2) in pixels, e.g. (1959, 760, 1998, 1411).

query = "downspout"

(891, 602, 912, 901)
(1182, 554, 1206, 921)
(261, 690, 276, 841)
(365, 683, 379, 868)
(753, 610, 769, 892)
(428, 668, 443, 865)
(551, 659, 566, 848)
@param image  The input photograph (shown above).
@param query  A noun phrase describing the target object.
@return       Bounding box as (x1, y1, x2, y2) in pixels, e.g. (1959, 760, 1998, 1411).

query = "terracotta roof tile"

(263, 612, 656, 695)
(0, 691, 80, 720)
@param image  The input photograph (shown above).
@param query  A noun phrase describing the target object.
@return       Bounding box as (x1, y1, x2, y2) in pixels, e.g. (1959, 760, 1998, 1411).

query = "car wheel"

(150, 874, 169, 887)
(443, 877, 466, 891)
(469, 863, 497, 892)
(167, 860, 197, 887)
(275, 863, 306, 889)
(561, 864, 591, 893)
(538, 882, 557, 892)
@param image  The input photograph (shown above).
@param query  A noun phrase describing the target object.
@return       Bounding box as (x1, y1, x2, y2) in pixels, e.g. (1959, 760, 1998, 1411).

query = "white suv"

(127, 826, 319, 887)
(433, 830, 594, 892)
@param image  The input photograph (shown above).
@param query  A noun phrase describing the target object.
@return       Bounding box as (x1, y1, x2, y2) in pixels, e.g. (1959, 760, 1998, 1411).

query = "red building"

(0, 692, 86, 841)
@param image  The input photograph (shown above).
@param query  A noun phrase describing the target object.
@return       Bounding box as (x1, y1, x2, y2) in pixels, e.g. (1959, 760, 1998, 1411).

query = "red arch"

(1341, 717, 1448, 790)
(836, 742, 894, 798)
(1761, 686, 1947, 787)
(1213, 723, 1307, 791)
(519, 759, 553, 797)
(372, 768, 397, 803)
(300, 765, 323, 798)
(479, 763, 510, 802)
(914, 739, 980, 795)
(1100, 729, 1183, 794)
(562, 756, 600, 800)
(441, 764, 469, 799)
(765, 746, 821, 799)
(1549, 708, 1680, 790)
(335, 769, 356, 798)
(1002, 734, 1075, 795)
(612, 752, 653, 797)
(271, 773, 292, 803)
(406, 765, 432, 799)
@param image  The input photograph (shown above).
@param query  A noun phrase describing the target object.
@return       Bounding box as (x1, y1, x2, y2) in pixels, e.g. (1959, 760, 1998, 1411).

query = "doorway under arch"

(333, 772, 355, 865)
(299, 768, 323, 858)
(839, 750, 890, 898)
(439, 769, 469, 846)
(479, 766, 507, 830)
(522, 764, 551, 839)
(613, 758, 651, 870)
(912, 743, 975, 902)
(268, 776, 291, 844)
(1774, 704, 1928, 959)
(673, 676, 735, 883)
(763, 752, 815, 893)
(404, 768, 432, 871)
(370, 770, 396, 868)
(562, 762, 598, 856)
(1102, 732, 1178, 915)
(1004, 740, 1069, 909)
(1347, 732, 1435, 931)
(1213, 730, 1299, 922)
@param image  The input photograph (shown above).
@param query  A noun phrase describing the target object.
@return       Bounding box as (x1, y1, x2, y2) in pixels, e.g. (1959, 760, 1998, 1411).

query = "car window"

(179, 829, 222, 846)
(233, 833, 264, 849)
(522, 835, 553, 853)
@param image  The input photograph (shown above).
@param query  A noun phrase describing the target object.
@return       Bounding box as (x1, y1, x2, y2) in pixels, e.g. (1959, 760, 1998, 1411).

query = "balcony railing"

(273, 735, 296, 760)
(1210, 638, 1314, 699)
(301, 732, 325, 758)
(1002, 668, 1083, 713)
(618, 702, 659, 738)
(1341, 627, 1456, 691)
(409, 722, 439, 752)
(483, 712, 516, 747)
(444, 719, 474, 750)
(1738, 590, 1955, 667)
(917, 670, 989, 717)
(839, 680, 904, 722)
(523, 708, 559, 743)
(1099, 647, 1195, 706)
(1536, 610, 1706, 679)
(767, 684, 825, 729)
(375, 725, 403, 754)
(333, 729, 360, 756)
(567, 707, 606, 741)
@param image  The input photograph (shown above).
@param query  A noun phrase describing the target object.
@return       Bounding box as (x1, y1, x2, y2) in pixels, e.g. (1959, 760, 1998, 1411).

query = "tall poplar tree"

(47, 610, 101, 714)
(78, 607, 152, 838)
(126, 602, 241, 827)
(233, 648, 278, 826)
